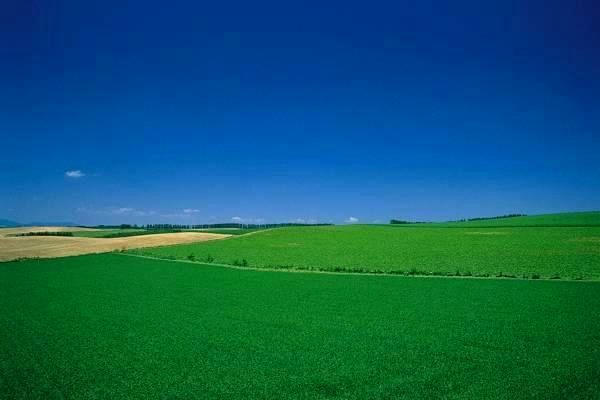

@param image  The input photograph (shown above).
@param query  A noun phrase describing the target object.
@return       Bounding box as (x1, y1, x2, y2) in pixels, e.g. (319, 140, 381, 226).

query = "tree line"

(390, 214, 527, 224)
(14, 231, 74, 237)
(449, 214, 527, 223)
(88, 223, 332, 230)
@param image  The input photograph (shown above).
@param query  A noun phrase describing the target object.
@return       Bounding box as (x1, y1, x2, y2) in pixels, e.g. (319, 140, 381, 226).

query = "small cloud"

(345, 216, 359, 224)
(65, 170, 85, 178)
(114, 207, 134, 215)
(294, 218, 306, 223)
(183, 209, 200, 214)
(134, 210, 155, 217)
(231, 216, 242, 222)
(112, 207, 155, 216)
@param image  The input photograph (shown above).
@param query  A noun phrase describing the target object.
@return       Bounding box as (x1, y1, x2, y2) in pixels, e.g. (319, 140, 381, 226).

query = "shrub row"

(14, 232, 73, 237)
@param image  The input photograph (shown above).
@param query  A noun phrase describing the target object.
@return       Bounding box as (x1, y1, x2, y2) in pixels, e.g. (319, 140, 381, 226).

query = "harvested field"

(0, 228, 229, 261)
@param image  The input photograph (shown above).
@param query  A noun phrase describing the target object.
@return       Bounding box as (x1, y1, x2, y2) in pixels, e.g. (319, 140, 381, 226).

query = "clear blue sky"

(1, 0, 599, 225)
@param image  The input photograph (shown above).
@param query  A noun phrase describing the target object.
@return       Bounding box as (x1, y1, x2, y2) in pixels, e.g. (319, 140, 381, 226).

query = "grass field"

(1, 253, 599, 399)
(72, 229, 146, 238)
(432, 211, 600, 228)
(131, 224, 600, 279)
(189, 228, 263, 235)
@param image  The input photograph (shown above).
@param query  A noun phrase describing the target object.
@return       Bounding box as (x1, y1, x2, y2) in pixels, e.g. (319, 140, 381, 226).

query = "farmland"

(431, 211, 600, 228)
(71, 227, 261, 238)
(71, 228, 146, 238)
(2, 212, 600, 398)
(1, 253, 599, 399)
(132, 222, 600, 280)
(0, 228, 229, 261)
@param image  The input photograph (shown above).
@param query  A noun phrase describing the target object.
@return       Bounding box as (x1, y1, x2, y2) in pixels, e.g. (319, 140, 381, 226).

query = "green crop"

(188, 228, 263, 235)
(72, 229, 146, 238)
(1, 254, 599, 399)
(132, 224, 600, 279)
(431, 211, 600, 227)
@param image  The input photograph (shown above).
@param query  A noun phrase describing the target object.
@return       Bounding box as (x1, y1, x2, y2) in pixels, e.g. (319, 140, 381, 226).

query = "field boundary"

(116, 252, 599, 282)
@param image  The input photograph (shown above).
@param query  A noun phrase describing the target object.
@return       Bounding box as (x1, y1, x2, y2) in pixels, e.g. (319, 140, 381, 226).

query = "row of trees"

(145, 223, 332, 230)
(391, 214, 526, 225)
(390, 219, 427, 225)
(452, 214, 527, 223)
(15, 231, 74, 237)
(88, 223, 333, 230)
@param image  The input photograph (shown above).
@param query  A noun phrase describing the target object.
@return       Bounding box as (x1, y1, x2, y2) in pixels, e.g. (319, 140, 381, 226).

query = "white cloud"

(135, 210, 155, 217)
(65, 170, 85, 178)
(111, 207, 156, 217)
(183, 209, 200, 214)
(345, 216, 359, 224)
(294, 218, 306, 223)
(231, 216, 265, 224)
(114, 207, 134, 215)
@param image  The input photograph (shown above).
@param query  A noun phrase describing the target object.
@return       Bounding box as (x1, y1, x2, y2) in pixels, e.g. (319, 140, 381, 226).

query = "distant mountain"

(0, 219, 79, 228)
(0, 219, 20, 227)
(25, 222, 78, 227)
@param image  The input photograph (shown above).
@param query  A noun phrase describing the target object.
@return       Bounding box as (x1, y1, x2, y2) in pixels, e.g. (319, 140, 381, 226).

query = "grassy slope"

(72, 229, 146, 238)
(189, 228, 263, 235)
(432, 211, 600, 227)
(1, 254, 599, 399)
(133, 225, 600, 279)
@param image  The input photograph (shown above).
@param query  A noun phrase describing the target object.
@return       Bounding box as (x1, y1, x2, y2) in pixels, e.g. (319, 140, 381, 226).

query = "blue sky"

(1, 0, 599, 225)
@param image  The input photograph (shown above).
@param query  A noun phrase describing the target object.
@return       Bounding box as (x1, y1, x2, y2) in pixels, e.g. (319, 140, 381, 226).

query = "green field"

(1, 253, 599, 399)
(432, 211, 600, 228)
(72, 229, 146, 238)
(189, 228, 263, 235)
(131, 224, 600, 280)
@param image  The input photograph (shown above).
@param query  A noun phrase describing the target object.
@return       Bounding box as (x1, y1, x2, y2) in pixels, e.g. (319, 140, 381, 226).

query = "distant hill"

(0, 219, 19, 227)
(0, 219, 78, 228)
(436, 211, 600, 227)
(25, 221, 77, 227)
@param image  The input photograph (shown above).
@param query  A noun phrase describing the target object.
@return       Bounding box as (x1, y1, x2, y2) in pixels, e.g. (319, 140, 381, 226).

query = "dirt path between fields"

(0, 227, 230, 261)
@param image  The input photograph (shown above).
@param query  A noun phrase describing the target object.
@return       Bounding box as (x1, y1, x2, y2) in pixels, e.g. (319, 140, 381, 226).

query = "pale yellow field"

(0, 227, 230, 261)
